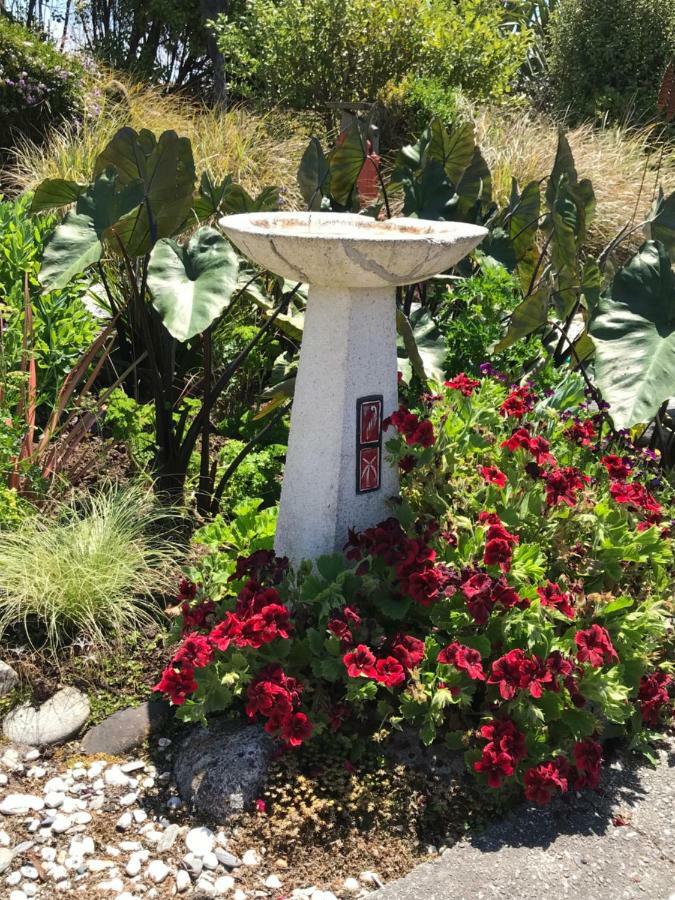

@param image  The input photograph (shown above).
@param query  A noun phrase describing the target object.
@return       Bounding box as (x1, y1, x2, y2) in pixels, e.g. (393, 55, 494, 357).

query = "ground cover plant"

(157, 371, 674, 806)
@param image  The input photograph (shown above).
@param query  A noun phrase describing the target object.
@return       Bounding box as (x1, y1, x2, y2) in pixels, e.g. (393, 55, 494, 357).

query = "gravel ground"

(372, 736, 675, 900)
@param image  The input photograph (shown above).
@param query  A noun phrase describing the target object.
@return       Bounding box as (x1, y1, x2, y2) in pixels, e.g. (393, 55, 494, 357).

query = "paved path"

(374, 737, 675, 900)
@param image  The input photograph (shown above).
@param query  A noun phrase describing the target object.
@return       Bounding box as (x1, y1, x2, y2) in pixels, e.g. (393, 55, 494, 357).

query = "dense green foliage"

(546, 0, 675, 122)
(213, 0, 530, 112)
(0, 17, 83, 158)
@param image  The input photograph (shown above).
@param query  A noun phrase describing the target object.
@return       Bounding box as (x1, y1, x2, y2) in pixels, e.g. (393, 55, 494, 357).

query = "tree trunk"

(199, 0, 228, 107)
(60, 0, 72, 48)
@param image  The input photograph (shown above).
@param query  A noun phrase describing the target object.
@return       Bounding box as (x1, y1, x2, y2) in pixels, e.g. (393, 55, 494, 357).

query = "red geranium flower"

(537, 581, 576, 620)
(523, 759, 569, 805)
(437, 642, 485, 680)
(180, 597, 215, 634)
(153, 663, 198, 706)
(173, 633, 213, 668)
(209, 612, 242, 652)
(544, 466, 590, 507)
(343, 644, 377, 678)
(374, 656, 406, 688)
(461, 572, 496, 625)
(575, 624, 619, 667)
(444, 372, 481, 397)
(565, 419, 596, 447)
(390, 633, 425, 670)
(601, 455, 631, 481)
(609, 480, 661, 520)
(500, 385, 536, 418)
(479, 718, 527, 763)
(279, 712, 313, 747)
(473, 744, 515, 788)
(383, 406, 435, 448)
(488, 649, 528, 700)
(637, 672, 673, 725)
(501, 426, 532, 452)
(480, 465, 507, 488)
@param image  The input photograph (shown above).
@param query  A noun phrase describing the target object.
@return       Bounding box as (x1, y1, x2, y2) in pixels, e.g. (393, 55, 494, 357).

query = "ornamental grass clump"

(0, 483, 178, 654)
(156, 372, 673, 807)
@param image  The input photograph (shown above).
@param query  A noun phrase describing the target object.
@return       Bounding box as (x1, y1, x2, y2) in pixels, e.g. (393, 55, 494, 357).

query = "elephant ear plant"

(33, 126, 288, 512)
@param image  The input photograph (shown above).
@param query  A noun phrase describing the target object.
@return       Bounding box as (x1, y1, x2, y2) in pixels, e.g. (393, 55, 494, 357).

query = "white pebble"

(175, 869, 191, 893)
(54, 882, 71, 893)
(185, 826, 215, 858)
(69, 835, 95, 857)
(47, 864, 68, 881)
(44, 793, 65, 809)
(183, 852, 203, 876)
(22, 886, 37, 898)
(20, 865, 39, 880)
(233, 891, 247, 900)
(115, 812, 132, 831)
(9, 891, 28, 900)
(0, 794, 44, 815)
(26, 766, 46, 779)
(72, 811, 92, 825)
(197, 878, 216, 896)
(121, 761, 145, 774)
(7, 870, 22, 885)
(23, 749, 40, 763)
(147, 860, 170, 884)
(265, 874, 282, 888)
(88, 859, 114, 872)
(0, 829, 9, 847)
(104, 767, 131, 788)
(0, 773, 7, 786)
(343, 877, 361, 892)
(97, 878, 123, 892)
(359, 871, 383, 886)
(50, 814, 72, 834)
(241, 849, 260, 867)
(214, 874, 236, 894)
(118, 792, 138, 807)
(132, 809, 147, 824)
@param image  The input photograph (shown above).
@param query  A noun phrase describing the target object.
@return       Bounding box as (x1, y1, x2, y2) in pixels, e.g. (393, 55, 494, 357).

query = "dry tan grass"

(475, 107, 675, 254)
(9, 70, 313, 205)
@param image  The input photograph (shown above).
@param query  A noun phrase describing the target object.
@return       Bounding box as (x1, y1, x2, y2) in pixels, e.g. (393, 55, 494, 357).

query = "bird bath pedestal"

(220, 212, 487, 567)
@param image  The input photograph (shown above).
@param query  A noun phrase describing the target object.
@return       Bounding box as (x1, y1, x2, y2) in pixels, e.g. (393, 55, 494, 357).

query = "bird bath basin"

(220, 211, 487, 566)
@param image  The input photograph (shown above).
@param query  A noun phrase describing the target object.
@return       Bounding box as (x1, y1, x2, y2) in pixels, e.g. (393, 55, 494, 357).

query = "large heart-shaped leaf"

(401, 159, 457, 220)
(427, 119, 475, 186)
(493, 287, 549, 352)
(590, 241, 675, 428)
(298, 137, 330, 211)
(97, 127, 196, 256)
(455, 147, 492, 219)
(329, 125, 366, 206)
(645, 188, 675, 261)
(39, 169, 142, 291)
(546, 129, 577, 210)
(147, 226, 239, 342)
(30, 178, 87, 213)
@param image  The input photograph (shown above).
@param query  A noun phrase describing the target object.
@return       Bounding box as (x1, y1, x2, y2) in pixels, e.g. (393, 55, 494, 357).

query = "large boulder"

(174, 719, 273, 823)
(81, 700, 171, 756)
(2, 687, 89, 746)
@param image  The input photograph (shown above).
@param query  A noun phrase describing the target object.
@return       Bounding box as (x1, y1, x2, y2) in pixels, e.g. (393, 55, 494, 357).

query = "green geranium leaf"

(590, 241, 675, 429)
(147, 226, 239, 342)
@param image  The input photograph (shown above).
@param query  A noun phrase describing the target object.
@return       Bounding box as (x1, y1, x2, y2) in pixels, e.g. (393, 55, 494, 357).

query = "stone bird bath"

(219, 212, 487, 567)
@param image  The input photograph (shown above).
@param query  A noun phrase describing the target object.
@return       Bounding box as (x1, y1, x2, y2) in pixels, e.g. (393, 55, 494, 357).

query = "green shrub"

(216, 440, 285, 509)
(213, 0, 529, 111)
(0, 483, 178, 652)
(546, 0, 675, 122)
(438, 267, 554, 383)
(377, 75, 461, 146)
(103, 388, 156, 470)
(0, 18, 83, 160)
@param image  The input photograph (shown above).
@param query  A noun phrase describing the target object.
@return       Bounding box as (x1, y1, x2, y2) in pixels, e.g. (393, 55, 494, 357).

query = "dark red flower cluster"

(342, 644, 406, 688)
(601, 454, 631, 481)
(489, 648, 575, 700)
(228, 549, 289, 586)
(523, 758, 569, 805)
(609, 480, 662, 524)
(384, 405, 435, 447)
(245, 664, 312, 747)
(501, 426, 554, 465)
(500, 385, 536, 419)
(481, 514, 519, 573)
(544, 466, 590, 507)
(180, 598, 216, 635)
(178, 578, 197, 601)
(575, 625, 619, 667)
(637, 672, 672, 725)
(444, 372, 481, 397)
(573, 739, 602, 789)
(537, 581, 576, 620)
(474, 718, 526, 787)
(480, 465, 507, 488)
(437, 641, 485, 680)
(153, 663, 198, 706)
(327, 606, 361, 646)
(457, 567, 527, 625)
(565, 418, 597, 447)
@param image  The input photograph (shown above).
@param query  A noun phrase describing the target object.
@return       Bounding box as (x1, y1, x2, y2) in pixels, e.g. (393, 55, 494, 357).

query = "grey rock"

(3, 688, 89, 746)
(174, 720, 273, 823)
(80, 700, 171, 756)
(215, 848, 241, 868)
(0, 661, 19, 697)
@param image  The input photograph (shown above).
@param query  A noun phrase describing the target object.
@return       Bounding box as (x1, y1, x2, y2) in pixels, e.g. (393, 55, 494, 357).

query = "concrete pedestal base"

(274, 285, 399, 566)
